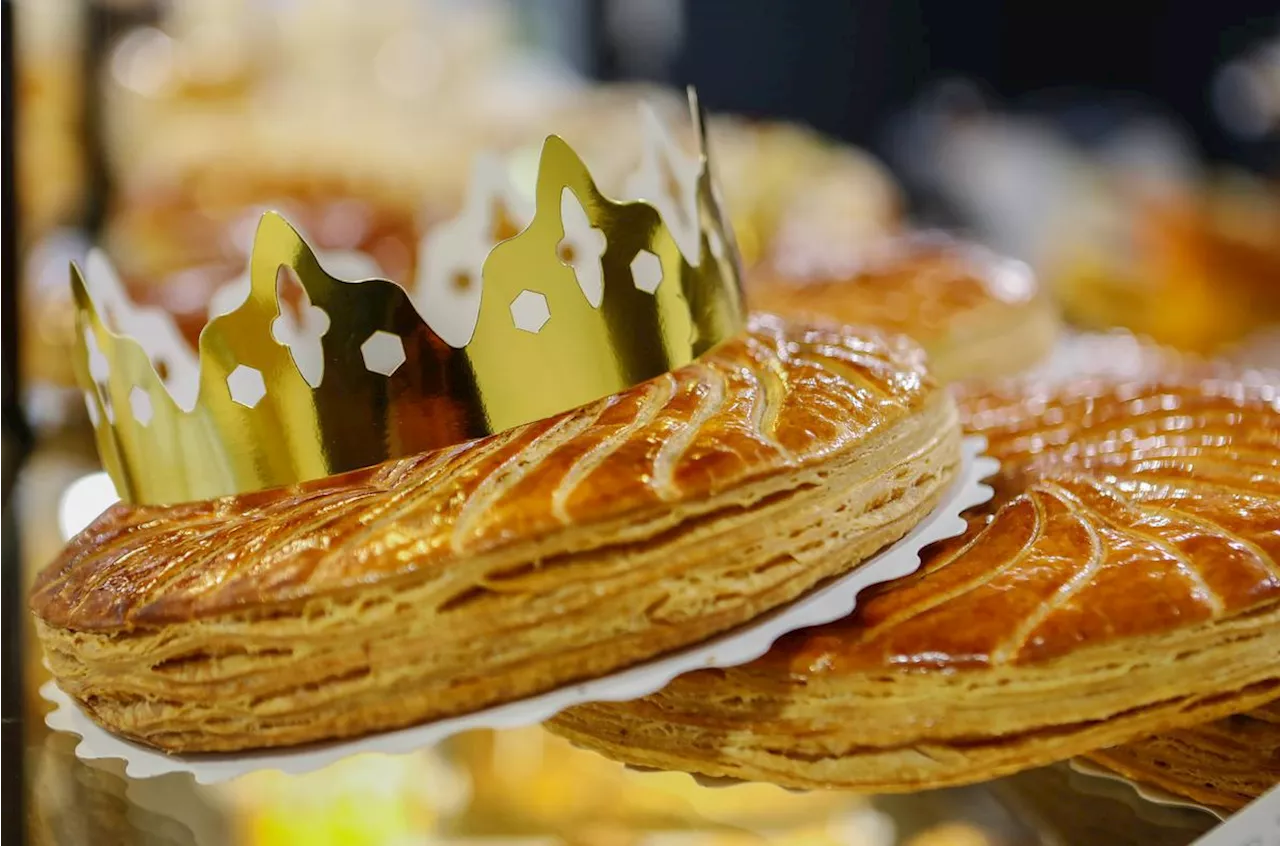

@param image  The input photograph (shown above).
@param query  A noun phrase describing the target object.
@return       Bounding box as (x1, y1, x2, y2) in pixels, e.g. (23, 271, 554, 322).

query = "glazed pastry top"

(33, 315, 941, 632)
(766, 376, 1280, 675)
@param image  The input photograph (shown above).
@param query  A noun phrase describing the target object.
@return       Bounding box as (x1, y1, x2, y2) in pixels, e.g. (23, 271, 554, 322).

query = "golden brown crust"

(749, 235, 1059, 382)
(1085, 700, 1280, 812)
(32, 315, 961, 751)
(549, 375, 1280, 791)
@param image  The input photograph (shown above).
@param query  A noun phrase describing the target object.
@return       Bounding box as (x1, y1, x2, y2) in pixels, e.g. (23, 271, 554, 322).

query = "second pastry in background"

(549, 372, 1280, 791)
(749, 235, 1059, 384)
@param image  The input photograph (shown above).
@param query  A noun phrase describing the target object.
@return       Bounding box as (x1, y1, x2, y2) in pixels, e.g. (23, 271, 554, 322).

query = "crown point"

(360, 331, 406, 376)
(510, 290, 550, 334)
(686, 85, 708, 155)
(258, 209, 291, 227)
(227, 365, 267, 409)
(71, 103, 745, 504)
(253, 209, 293, 241)
(534, 135, 588, 203)
(70, 263, 93, 310)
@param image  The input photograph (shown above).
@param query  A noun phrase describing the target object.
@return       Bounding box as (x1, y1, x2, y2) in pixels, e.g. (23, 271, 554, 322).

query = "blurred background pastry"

(15, 0, 86, 244)
(888, 76, 1280, 368)
(749, 234, 1057, 383)
(1046, 174, 1280, 354)
(706, 116, 902, 268)
(101, 157, 425, 340)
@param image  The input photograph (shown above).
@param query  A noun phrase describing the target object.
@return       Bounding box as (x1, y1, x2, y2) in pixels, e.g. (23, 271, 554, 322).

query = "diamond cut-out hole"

(557, 188, 607, 307)
(128, 386, 154, 425)
(631, 251, 663, 294)
(510, 290, 550, 333)
(227, 365, 267, 408)
(271, 266, 330, 388)
(360, 331, 406, 376)
(83, 391, 100, 426)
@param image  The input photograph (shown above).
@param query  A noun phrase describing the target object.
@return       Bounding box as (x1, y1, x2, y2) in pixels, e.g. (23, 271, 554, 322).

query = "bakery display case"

(6, 3, 1277, 846)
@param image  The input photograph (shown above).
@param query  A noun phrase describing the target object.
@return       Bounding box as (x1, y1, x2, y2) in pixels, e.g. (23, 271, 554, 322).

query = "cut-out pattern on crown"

(74, 89, 746, 505)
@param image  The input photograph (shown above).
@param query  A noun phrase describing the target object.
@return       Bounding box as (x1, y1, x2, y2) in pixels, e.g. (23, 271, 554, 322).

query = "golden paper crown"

(74, 91, 745, 505)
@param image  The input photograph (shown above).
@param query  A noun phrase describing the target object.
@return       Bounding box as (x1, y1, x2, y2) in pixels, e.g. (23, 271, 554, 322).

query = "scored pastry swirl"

(32, 315, 961, 751)
(550, 375, 1280, 791)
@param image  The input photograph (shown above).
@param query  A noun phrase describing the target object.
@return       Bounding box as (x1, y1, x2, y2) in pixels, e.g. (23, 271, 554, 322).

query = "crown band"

(74, 90, 746, 504)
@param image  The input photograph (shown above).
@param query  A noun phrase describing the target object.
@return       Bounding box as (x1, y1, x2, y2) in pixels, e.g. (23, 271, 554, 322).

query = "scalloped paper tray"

(43, 437, 997, 784)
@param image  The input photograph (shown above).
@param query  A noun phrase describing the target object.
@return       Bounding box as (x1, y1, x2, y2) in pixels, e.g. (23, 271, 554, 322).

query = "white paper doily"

(1068, 758, 1226, 820)
(42, 437, 997, 784)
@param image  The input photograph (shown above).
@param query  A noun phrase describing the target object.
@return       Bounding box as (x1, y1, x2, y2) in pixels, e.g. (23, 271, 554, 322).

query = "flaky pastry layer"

(1085, 699, 1280, 813)
(550, 376, 1280, 791)
(33, 315, 961, 751)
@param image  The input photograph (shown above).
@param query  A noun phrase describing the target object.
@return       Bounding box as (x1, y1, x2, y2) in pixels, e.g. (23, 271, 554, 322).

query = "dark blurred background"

(662, 0, 1278, 171)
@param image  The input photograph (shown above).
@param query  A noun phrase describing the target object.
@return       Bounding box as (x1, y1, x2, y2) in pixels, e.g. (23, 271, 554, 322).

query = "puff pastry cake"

(551, 374, 1280, 791)
(31, 316, 960, 752)
(1085, 700, 1280, 812)
(749, 236, 1059, 383)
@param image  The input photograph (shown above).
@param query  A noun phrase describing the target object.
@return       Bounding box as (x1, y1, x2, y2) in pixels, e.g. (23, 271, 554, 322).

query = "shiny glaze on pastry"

(750, 235, 1058, 382)
(31, 315, 961, 751)
(778, 377, 1280, 674)
(551, 375, 1280, 791)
